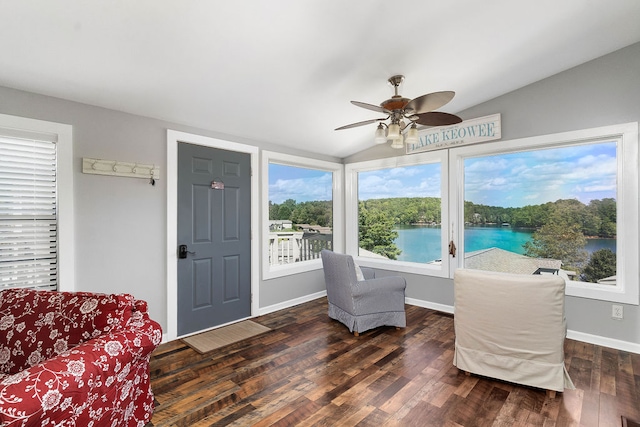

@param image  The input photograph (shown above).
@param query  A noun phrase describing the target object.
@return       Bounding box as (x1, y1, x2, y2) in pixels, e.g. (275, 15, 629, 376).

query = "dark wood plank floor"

(148, 298, 640, 426)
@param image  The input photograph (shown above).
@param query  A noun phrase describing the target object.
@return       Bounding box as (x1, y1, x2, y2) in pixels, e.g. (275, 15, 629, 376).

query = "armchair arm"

(0, 314, 162, 426)
(353, 276, 406, 295)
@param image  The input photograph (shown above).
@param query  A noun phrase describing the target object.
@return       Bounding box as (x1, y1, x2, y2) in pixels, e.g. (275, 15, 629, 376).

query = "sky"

(269, 141, 617, 208)
(358, 163, 441, 201)
(269, 163, 332, 204)
(463, 142, 616, 207)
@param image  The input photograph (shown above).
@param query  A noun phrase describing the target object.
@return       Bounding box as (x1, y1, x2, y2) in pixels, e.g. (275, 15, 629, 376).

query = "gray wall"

(1, 41, 638, 346)
(345, 42, 640, 345)
(0, 86, 336, 332)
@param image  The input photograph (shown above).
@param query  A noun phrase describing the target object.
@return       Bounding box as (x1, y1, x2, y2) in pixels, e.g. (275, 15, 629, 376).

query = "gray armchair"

(320, 250, 406, 336)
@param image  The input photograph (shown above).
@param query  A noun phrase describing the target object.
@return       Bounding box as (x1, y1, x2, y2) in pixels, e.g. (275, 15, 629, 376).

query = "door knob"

(178, 244, 196, 259)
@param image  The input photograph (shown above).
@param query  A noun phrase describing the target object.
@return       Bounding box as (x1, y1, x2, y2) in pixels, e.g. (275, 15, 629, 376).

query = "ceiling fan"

(335, 75, 462, 149)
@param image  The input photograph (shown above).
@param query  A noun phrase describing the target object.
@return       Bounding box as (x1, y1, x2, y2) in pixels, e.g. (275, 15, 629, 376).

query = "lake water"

(395, 225, 616, 263)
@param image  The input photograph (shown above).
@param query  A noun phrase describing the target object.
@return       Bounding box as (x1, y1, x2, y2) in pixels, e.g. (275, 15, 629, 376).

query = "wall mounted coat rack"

(82, 158, 160, 182)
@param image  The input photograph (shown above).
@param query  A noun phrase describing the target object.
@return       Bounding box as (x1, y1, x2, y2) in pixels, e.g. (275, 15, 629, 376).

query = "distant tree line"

(359, 197, 442, 226)
(361, 197, 616, 239)
(465, 198, 616, 238)
(269, 199, 332, 227)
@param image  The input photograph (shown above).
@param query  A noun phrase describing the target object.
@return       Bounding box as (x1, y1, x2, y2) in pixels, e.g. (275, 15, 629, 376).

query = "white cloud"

(464, 144, 616, 207)
(358, 165, 441, 200)
(269, 173, 332, 204)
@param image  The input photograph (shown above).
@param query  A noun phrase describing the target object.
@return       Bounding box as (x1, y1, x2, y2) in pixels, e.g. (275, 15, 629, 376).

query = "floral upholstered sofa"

(0, 288, 162, 427)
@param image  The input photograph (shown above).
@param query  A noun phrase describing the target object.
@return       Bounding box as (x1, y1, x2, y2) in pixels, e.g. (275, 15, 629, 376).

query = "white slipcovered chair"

(320, 250, 406, 336)
(453, 268, 575, 397)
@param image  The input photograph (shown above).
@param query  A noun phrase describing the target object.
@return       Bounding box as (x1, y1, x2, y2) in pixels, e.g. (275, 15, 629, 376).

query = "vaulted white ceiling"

(1, 1, 640, 158)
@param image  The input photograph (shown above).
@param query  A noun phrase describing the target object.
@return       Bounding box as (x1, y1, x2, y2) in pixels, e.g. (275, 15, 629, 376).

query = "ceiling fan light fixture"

(374, 124, 387, 144)
(405, 123, 419, 145)
(387, 123, 400, 140)
(336, 75, 459, 150)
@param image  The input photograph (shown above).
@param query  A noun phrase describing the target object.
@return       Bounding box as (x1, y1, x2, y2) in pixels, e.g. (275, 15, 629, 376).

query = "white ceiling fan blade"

(335, 117, 387, 130)
(405, 91, 455, 115)
(351, 101, 391, 114)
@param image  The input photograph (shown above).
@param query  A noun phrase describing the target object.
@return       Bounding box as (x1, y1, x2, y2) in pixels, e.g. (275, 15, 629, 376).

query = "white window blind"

(0, 133, 58, 291)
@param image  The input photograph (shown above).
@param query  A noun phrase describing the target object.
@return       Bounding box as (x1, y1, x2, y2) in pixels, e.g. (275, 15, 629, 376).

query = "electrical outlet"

(612, 304, 623, 320)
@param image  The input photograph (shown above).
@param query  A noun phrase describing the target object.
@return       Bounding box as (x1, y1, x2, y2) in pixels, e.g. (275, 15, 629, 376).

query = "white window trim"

(449, 122, 639, 305)
(345, 150, 451, 278)
(261, 151, 343, 280)
(0, 113, 74, 292)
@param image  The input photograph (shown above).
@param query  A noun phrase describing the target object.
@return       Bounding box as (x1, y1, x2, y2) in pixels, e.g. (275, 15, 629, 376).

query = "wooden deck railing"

(268, 232, 333, 265)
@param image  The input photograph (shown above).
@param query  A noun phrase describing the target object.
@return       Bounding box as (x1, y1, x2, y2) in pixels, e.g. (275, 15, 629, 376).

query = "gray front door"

(177, 142, 251, 336)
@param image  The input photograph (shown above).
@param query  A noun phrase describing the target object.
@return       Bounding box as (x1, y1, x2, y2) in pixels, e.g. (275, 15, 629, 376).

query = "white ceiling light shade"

(374, 124, 387, 144)
(387, 123, 400, 140)
(404, 123, 419, 145)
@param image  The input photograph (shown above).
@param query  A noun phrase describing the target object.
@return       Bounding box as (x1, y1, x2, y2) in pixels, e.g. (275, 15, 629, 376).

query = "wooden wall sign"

(406, 113, 501, 154)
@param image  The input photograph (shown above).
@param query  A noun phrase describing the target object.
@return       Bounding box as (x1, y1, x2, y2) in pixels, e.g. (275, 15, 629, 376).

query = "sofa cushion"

(0, 288, 135, 375)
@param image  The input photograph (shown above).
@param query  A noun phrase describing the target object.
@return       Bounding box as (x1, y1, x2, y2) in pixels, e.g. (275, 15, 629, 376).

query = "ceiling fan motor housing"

(381, 96, 411, 112)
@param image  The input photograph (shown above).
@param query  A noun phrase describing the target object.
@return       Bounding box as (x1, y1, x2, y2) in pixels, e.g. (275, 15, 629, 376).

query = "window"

(346, 150, 450, 277)
(460, 142, 617, 280)
(451, 123, 638, 304)
(346, 122, 638, 304)
(0, 114, 74, 291)
(262, 151, 342, 279)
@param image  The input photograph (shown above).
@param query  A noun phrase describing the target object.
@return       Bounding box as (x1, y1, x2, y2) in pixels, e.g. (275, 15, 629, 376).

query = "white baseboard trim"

(257, 291, 327, 317)
(405, 298, 639, 354)
(566, 330, 640, 354)
(405, 298, 454, 314)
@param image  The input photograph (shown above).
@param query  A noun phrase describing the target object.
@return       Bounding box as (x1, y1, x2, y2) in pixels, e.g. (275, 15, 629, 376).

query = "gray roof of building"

(464, 247, 561, 275)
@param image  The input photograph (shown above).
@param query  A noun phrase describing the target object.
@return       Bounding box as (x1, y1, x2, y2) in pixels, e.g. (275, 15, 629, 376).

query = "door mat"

(182, 320, 271, 354)
(622, 416, 640, 427)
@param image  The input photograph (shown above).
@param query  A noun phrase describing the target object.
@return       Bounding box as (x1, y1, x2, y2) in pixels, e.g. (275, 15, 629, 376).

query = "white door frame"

(166, 130, 260, 341)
